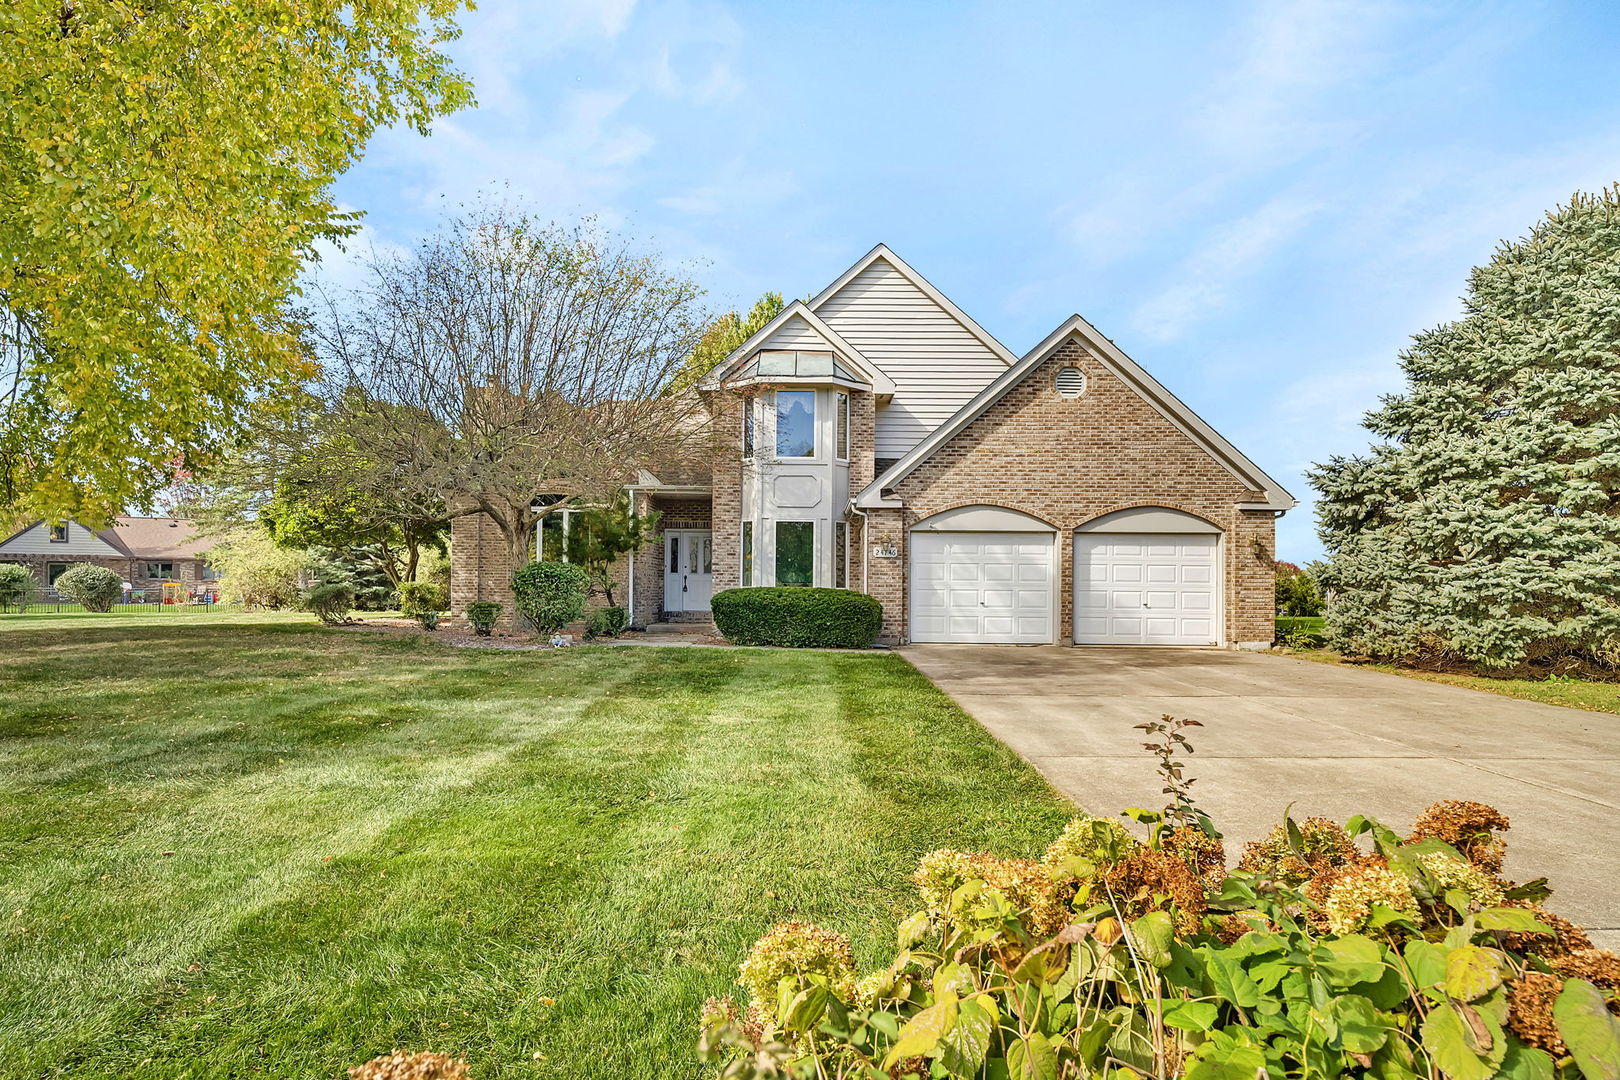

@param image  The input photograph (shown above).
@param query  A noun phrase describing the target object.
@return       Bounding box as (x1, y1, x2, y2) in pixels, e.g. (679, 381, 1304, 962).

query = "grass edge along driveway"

(0, 615, 1074, 1079)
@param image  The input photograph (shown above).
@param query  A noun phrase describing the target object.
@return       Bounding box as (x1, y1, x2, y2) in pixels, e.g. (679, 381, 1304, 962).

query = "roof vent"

(1055, 366, 1086, 398)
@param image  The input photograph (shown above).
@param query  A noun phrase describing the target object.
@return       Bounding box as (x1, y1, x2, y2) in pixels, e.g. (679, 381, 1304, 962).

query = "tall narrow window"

(834, 521, 848, 589)
(741, 522, 753, 586)
(742, 398, 754, 458)
(836, 393, 849, 460)
(775, 390, 816, 458)
(775, 521, 814, 586)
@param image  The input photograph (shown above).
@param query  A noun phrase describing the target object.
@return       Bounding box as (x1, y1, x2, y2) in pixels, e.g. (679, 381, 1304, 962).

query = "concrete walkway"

(904, 644, 1620, 946)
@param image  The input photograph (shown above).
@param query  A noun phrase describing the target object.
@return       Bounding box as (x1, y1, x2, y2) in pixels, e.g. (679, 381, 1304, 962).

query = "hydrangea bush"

(702, 795, 1620, 1080)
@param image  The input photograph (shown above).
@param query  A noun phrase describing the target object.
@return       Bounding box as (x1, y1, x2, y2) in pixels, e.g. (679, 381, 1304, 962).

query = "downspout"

(848, 502, 870, 594)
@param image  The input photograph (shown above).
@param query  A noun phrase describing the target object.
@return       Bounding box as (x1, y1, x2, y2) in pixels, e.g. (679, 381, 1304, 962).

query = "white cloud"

(1131, 193, 1322, 341)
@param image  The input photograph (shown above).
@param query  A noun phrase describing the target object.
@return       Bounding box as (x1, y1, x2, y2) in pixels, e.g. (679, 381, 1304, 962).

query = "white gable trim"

(808, 244, 1016, 366)
(854, 314, 1297, 512)
(698, 301, 896, 394)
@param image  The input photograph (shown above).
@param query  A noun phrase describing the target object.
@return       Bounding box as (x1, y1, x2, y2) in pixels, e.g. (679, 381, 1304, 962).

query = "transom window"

(775, 390, 816, 458)
(775, 521, 814, 586)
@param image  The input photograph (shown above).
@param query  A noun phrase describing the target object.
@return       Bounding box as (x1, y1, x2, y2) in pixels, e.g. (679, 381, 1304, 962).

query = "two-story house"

(450, 245, 1294, 647)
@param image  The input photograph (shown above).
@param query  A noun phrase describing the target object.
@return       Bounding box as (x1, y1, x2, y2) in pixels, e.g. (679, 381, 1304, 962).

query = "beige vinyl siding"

(0, 522, 124, 556)
(755, 314, 835, 352)
(814, 258, 1007, 457)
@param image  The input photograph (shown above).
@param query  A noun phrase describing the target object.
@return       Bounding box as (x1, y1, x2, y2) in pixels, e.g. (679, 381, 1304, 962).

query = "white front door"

(1074, 533, 1219, 645)
(908, 532, 1055, 644)
(663, 530, 713, 613)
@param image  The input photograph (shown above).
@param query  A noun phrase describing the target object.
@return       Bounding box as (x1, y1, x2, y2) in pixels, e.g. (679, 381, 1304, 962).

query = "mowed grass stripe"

(0, 617, 1076, 1079)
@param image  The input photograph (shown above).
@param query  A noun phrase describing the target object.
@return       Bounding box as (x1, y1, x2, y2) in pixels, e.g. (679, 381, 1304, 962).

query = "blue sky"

(327, 0, 1620, 561)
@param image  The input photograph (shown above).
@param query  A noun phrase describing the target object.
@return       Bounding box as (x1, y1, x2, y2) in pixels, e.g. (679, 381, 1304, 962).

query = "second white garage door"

(1074, 533, 1219, 645)
(910, 532, 1054, 644)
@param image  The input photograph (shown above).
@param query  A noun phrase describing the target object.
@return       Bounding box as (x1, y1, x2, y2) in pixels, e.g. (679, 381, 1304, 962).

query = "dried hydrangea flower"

(1238, 817, 1358, 886)
(1507, 972, 1568, 1056)
(349, 1051, 471, 1080)
(1043, 815, 1140, 872)
(1551, 948, 1620, 990)
(1501, 903, 1594, 959)
(1163, 826, 1227, 892)
(1415, 850, 1506, 911)
(737, 921, 856, 1017)
(1101, 849, 1206, 935)
(1316, 856, 1420, 935)
(1408, 800, 1510, 873)
(912, 850, 1075, 938)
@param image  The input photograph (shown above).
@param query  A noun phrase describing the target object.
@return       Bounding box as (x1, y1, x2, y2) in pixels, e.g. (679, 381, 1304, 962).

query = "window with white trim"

(775, 521, 814, 586)
(742, 398, 754, 458)
(741, 522, 753, 586)
(775, 390, 815, 458)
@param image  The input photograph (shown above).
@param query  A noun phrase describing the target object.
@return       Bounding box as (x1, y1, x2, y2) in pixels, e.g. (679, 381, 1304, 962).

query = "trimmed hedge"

(584, 605, 628, 640)
(54, 564, 122, 612)
(711, 587, 881, 649)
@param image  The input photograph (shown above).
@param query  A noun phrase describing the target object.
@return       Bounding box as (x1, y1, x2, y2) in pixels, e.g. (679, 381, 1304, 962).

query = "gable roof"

(807, 244, 1017, 366)
(0, 516, 216, 558)
(854, 314, 1297, 512)
(698, 301, 897, 394)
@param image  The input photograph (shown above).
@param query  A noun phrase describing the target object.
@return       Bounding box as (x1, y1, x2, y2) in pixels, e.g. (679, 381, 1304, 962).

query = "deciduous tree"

(0, 0, 473, 522)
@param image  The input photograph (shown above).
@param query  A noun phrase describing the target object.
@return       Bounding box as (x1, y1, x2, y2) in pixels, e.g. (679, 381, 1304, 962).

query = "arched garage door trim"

(1074, 507, 1224, 646)
(908, 506, 1057, 644)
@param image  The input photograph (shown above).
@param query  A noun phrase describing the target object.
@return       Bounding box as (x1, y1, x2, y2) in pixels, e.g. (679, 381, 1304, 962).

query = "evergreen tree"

(1310, 187, 1620, 672)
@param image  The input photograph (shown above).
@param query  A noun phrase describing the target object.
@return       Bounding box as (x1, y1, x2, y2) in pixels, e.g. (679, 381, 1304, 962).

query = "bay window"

(775, 521, 814, 586)
(775, 390, 815, 458)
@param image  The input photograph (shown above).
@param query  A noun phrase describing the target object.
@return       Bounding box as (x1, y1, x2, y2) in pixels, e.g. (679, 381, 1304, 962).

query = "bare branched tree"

(319, 208, 711, 581)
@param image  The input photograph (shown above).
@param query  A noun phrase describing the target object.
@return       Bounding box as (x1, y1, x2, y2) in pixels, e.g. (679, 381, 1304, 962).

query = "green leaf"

(938, 999, 994, 1077)
(883, 991, 958, 1066)
(1497, 1043, 1556, 1080)
(1403, 939, 1449, 997)
(1317, 934, 1387, 986)
(1475, 907, 1553, 934)
(1207, 949, 1263, 1008)
(1554, 978, 1620, 1080)
(1161, 999, 1220, 1032)
(1129, 911, 1175, 969)
(782, 984, 829, 1031)
(1444, 945, 1506, 1001)
(1006, 1032, 1058, 1080)
(1327, 994, 1391, 1054)
(1421, 1002, 1505, 1080)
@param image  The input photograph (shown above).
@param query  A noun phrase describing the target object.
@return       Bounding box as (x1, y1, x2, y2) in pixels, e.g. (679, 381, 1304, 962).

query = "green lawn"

(0, 614, 1073, 1079)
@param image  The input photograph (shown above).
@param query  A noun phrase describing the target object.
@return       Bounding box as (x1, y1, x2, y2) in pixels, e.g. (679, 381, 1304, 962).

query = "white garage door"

(1074, 533, 1219, 645)
(910, 532, 1054, 644)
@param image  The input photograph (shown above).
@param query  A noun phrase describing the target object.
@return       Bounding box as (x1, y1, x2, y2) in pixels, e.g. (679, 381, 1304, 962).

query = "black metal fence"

(0, 601, 246, 615)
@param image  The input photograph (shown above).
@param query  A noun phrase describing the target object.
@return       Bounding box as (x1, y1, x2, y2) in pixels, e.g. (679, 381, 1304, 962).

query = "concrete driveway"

(904, 645, 1620, 946)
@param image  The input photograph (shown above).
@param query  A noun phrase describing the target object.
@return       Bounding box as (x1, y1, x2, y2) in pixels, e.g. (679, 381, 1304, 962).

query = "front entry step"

(645, 620, 716, 634)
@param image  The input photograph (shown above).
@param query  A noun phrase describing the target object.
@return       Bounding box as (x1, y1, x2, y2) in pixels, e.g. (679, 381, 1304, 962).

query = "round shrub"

(710, 587, 881, 648)
(511, 561, 588, 635)
(54, 564, 122, 612)
(465, 601, 502, 637)
(397, 581, 448, 629)
(303, 583, 354, 626)
(584, 605, 628, 640)
(0, 562, 35, 610)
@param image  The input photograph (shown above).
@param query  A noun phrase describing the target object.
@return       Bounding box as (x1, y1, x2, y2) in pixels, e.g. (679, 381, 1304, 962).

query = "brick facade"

(2, 554, 215, 597)
(866, 335, 1276, 645)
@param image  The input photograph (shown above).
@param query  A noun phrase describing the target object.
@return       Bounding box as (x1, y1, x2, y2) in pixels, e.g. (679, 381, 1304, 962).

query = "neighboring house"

(0, 517, 220, 598)
(451, 245, 1295, 647)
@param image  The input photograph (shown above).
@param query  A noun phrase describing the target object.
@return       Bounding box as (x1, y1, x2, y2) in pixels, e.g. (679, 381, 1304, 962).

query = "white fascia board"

(855, 315, 1297, 512)
(697, 302, 895, 394)
(807, 243, 1017, 366)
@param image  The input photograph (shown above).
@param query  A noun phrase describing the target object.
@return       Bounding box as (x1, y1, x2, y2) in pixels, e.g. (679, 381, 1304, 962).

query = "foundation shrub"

(710, 587, 881, 648)
(510, 561, 588, 635)
(700, 721, 1620, 1080)
(464, 601, 502, 636)
(584, 605, 627, 640)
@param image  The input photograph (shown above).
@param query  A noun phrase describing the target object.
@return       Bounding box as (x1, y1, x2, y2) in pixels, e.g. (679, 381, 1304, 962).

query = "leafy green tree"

(1310, 187, 1620, 672)
(671, 292, 785, 390)
(205, 527, 314, 609)
(0, 0, 473, 524)
(1273, 561, 1323, 617)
